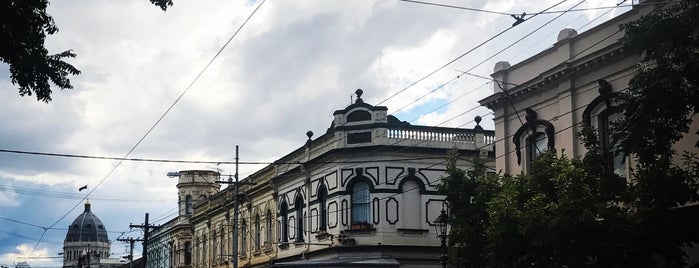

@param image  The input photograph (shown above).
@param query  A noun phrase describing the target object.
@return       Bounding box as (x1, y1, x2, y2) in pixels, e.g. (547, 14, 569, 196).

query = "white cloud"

(0, 244, 59, 268)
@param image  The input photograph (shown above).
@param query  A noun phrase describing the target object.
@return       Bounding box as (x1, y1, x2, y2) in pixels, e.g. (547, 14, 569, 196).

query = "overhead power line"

(30, 1, 268, 253)
(376, 0, 568, 106)
(400, 0, 676, 15)
(0, 148, 445, 165)
(0, 184, 162, 202)
(398, 0, 513, 15)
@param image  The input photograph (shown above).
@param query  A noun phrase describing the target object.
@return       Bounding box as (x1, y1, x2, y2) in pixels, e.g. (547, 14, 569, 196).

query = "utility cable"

(30, 1, 268, 253)
(376, 0, 569, 106)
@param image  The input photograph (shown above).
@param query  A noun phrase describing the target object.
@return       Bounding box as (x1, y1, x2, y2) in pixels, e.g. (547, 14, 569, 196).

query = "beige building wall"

(481, 3, 663, 175)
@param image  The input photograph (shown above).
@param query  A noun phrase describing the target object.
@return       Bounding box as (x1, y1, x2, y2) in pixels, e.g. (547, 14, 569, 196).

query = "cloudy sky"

(0, 0, 631, 266)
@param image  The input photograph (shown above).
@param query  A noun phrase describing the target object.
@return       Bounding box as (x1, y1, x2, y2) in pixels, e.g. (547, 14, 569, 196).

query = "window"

(346, 110, 371, 122)
(202, 235, 206, 262)
(212, 231, 217, 260)
(280, 202, 289, 244)
(599, 111, 626, 177)
(318, 186, 328, 231)
(194, 238, 199, 264)
(241, 220, 247, 255)
(266, 210, 273, 245)
(527, 132, 548, 164)
(184, 242, 191, 265)
(401, 179, 420, 228)
(582, 79, 624, 177)
(512, 108, 554, 166)
(185, 195, 193, 215)
(219, 227, 224, 259)
(255, 214, 261, 250)
(295, 196, 304, 242)
(351, 181, 370, 224)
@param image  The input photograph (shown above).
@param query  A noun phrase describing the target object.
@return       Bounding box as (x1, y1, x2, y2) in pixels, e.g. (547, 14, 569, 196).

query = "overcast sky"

(0, 0, 630, 266)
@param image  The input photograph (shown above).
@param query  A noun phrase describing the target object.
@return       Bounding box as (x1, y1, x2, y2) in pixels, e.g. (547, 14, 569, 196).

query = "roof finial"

(84, 199, 91, 212)
(474, 116, 483, 131)
(355, 88, 364, 104)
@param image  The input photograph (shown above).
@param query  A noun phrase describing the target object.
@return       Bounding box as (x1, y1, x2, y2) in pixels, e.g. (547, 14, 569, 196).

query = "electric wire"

(375, 0, 570, 106)
(387, 0, 584, 130)
(0, 229, 62, 245)
(0, 184, 162, 202)
(0, 149, 449, 165)
(28, 0, 268, 254)
(400, 0, 676, 15)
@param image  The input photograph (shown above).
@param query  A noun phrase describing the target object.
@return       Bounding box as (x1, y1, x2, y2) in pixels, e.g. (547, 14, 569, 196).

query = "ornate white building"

(63, 201, 111, 268)
(182, 90, 495, 267)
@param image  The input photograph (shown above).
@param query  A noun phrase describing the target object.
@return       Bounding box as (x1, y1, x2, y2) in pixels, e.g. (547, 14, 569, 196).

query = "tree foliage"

(441, 147, 643, 267)
(0, 0, 80, 102)
(615, 0, 699, 163)
(0, 0, 172, 102)
(442, 148, 699, 267)
(149, 0, 173, 11)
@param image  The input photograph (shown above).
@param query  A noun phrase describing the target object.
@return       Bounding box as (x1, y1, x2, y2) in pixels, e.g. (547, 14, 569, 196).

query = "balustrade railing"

(386, 127, 494, 145)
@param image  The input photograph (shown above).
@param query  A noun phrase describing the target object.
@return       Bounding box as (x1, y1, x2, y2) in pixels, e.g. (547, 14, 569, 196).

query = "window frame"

(351, 181, 371, 225)
(318, 186, 328, 232)
(254, 213, 261, 250)
(279, 202, 289, 243)
(241, 219, 247, 255)
(294, 196, 304, 242)
(597, 108, 626, 177)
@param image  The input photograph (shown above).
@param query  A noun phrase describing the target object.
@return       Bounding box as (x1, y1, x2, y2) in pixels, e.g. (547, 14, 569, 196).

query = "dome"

(65, 201, 109, 243)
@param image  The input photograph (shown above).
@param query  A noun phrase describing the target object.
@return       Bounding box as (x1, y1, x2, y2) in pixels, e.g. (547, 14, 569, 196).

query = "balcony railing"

(386, 126, 495, 145)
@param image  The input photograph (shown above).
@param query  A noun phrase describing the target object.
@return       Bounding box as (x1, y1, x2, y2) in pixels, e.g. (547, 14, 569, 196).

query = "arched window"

(266, 210, 273, 245)
(351, 181, 370, 225)
(318, 186, 328, 232)
(185, 195, 193, 215)
(212, 231, 217, 260)
(346, 110, 371, 122)
(219, 226, 224, 259)
(401, 179, 421, 228)
(513, 108, 554, 169)
(202, 235, 207, 262)
(280, 202, 289, 243)
(527, 132, 548, 164)
(255, 214, 261, 250)
(184, 242, 191, 265)
(241, 220, 247, 255)
(295, 196, 304, 242)
(599, 110, 626, 177)
(583, 79, 626, 177)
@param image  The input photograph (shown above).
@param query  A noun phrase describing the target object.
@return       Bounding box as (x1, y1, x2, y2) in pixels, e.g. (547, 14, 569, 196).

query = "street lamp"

(434, 207, 449, 268)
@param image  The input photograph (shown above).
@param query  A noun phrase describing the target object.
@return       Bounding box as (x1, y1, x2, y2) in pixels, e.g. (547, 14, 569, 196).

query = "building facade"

(479, 1, 699, 174)
(479, 1, 699, 265)
(63, 201, 111, 268)
(146, 170, 221, 268)
(182, 90, 495, 267)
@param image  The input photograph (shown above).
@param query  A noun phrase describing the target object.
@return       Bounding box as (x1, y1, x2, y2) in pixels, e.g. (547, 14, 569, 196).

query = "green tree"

(616, 0, 699, 162)
(615, 0, 699, 265)
(438, 152, 501, 267)
(0, 0, 172, 103)
(441, 146, 641, 267)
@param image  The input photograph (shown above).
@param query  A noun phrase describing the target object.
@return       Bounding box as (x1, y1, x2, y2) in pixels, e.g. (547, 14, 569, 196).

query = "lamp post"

(433, 207, 449, 268)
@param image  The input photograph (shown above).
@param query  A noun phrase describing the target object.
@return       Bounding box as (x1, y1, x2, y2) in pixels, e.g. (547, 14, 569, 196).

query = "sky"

(0, 0, 632, 267)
